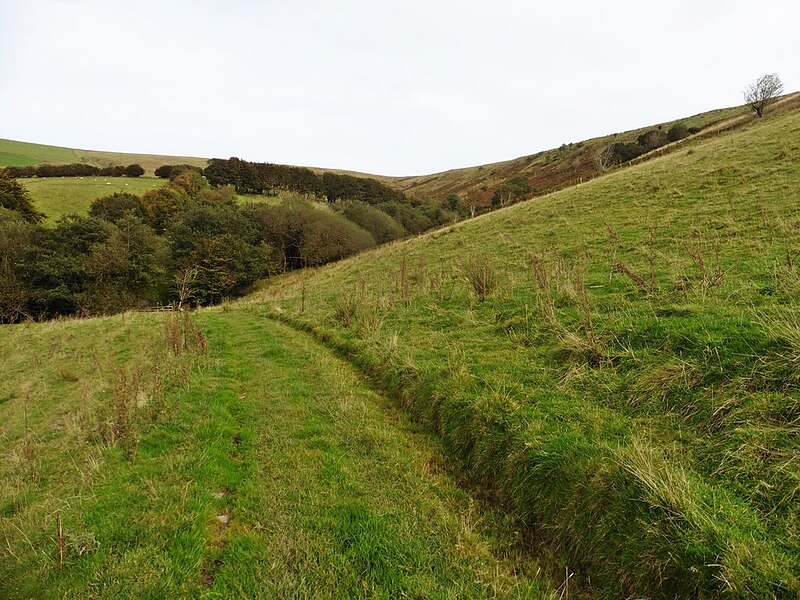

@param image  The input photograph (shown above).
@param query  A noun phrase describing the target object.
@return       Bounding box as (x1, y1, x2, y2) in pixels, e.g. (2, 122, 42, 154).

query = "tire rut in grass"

(194, 311, 560, 598)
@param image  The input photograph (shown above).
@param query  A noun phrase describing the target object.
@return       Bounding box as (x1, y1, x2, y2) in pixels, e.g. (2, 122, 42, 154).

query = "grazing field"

(250, 106, 800, 597)
(20, 177, 165, 222)
(0, 311, 557, 598)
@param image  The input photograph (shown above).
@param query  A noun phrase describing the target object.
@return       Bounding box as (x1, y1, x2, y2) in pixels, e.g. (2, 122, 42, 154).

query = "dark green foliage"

(3, 163, 147, 178)
(2, 168, 399, 320)
(0, 214, 34, 322)
(667, 122, 689, 142)
(204, 157, 404, 204)
(340, 201, 406, 244)
(445, 193, 470, 219)
(491, 176, 533, 208)
(378, 201, 435, 235)
(637, 129, 669, 151)
(0, 174, 44, 223)
(320, 172, 404, 204)
(204, 157, 324, 197)
(78, 215, 166, 313)
(608, 142, 645, 164)
(167, 189, 267, 304)
(254, 202, 375, 270)
(154, 164, 203, 179)
(21, 215, 113, 316)
(123, 164, 145, 178)
(89, 192, 148, 224)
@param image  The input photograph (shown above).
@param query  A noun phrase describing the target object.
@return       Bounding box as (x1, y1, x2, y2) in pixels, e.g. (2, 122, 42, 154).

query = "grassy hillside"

(21, 177, 165, 222)
(10, 97, 798, 226)
(0, 138, 208, 177)
(389, 94, 800, 204)
(0, 311, 557, 598)
(249, 105, 800, 597)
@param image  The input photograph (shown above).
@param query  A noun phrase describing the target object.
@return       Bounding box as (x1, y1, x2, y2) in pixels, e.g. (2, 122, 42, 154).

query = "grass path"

(195, 311, 555, 598)
(1, 310, 556, 598)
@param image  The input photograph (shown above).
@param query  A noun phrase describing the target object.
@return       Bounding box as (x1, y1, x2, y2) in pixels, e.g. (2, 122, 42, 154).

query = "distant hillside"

(4, 93, 798, 211)
(388, 93, 800, 206)
(0, 138, 208, 177)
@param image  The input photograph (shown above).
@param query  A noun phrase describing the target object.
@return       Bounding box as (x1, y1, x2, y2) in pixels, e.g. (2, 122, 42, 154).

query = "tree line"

(3, 163, 145, 178)
(0, 168, 446, 322)
(203, 157, 406, 204)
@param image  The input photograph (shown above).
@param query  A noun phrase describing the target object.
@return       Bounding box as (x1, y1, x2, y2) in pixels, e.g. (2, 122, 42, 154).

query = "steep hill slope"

(389, 93, 800, 205)
(252, 104, 800, 597)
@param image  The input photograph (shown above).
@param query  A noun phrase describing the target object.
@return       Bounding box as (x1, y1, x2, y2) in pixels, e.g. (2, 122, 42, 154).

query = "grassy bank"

(251, 106, 800, 597)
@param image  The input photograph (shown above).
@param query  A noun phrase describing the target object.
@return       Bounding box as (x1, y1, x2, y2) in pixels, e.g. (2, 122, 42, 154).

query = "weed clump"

(462, 257, 498, 301)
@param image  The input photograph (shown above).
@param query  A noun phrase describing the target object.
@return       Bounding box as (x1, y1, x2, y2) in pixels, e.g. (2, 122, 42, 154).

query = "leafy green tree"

(89, 192, 148, 224)
(340, 201, 406, 243)
(492, 177, 533, 208)
(254, 202, 375, 270)
(124, 164, 145, 177)
(637, 129, 669, 151)
(79, 215, 167, 313)
(168, 200, 266, 304)
(0, 174, 44, 223)
(667, 122, 689, 142)
(154, 164, 203, 179)
(445, 193, 469, 218)
(373, 202, 433, 235)
(22, 215, 111, 316)
(0, 211, 35, 322)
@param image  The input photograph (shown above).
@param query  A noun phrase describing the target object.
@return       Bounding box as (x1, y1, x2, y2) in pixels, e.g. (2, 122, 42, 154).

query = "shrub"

(89, 192, 148, 224)
(124, 164, 145, 178)
(254, 202, 375, 271)
(154, 164, 203, 179)
(340, 200, 406, 243)
(637, 130, 669, 151)
(667, 123, 689, 142)
(0, 174, 44, 223)
(463, 257, 498, 300)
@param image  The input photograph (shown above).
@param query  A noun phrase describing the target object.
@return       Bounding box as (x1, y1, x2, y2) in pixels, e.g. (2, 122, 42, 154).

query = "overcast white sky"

(1, 1, 797, 175)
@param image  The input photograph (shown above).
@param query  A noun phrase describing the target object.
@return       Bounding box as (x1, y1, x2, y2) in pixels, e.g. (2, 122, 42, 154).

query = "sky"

(1, 1, 798, 176)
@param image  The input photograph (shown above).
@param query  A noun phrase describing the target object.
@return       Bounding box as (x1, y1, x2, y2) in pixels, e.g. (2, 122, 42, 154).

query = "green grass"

(247, 106, 800, 597)
(4, 101, 800, 598)
(0, 153, 41, 167)
(20, 177, 165, 222)
(0, 310, 557, 598)
(0, 138, 208, 177)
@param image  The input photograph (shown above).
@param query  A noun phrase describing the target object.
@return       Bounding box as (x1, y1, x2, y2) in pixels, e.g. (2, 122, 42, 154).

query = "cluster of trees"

(203, 157, 406, 204)
(198, 158, 462, 234)
(600, 122, 697, 169)
(491, 176, 534, 208)
(3, 163, 145, 178)
(0, 173, 44, 223)
(154, 164, 203, 178)
(0, 168, 441, 322)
